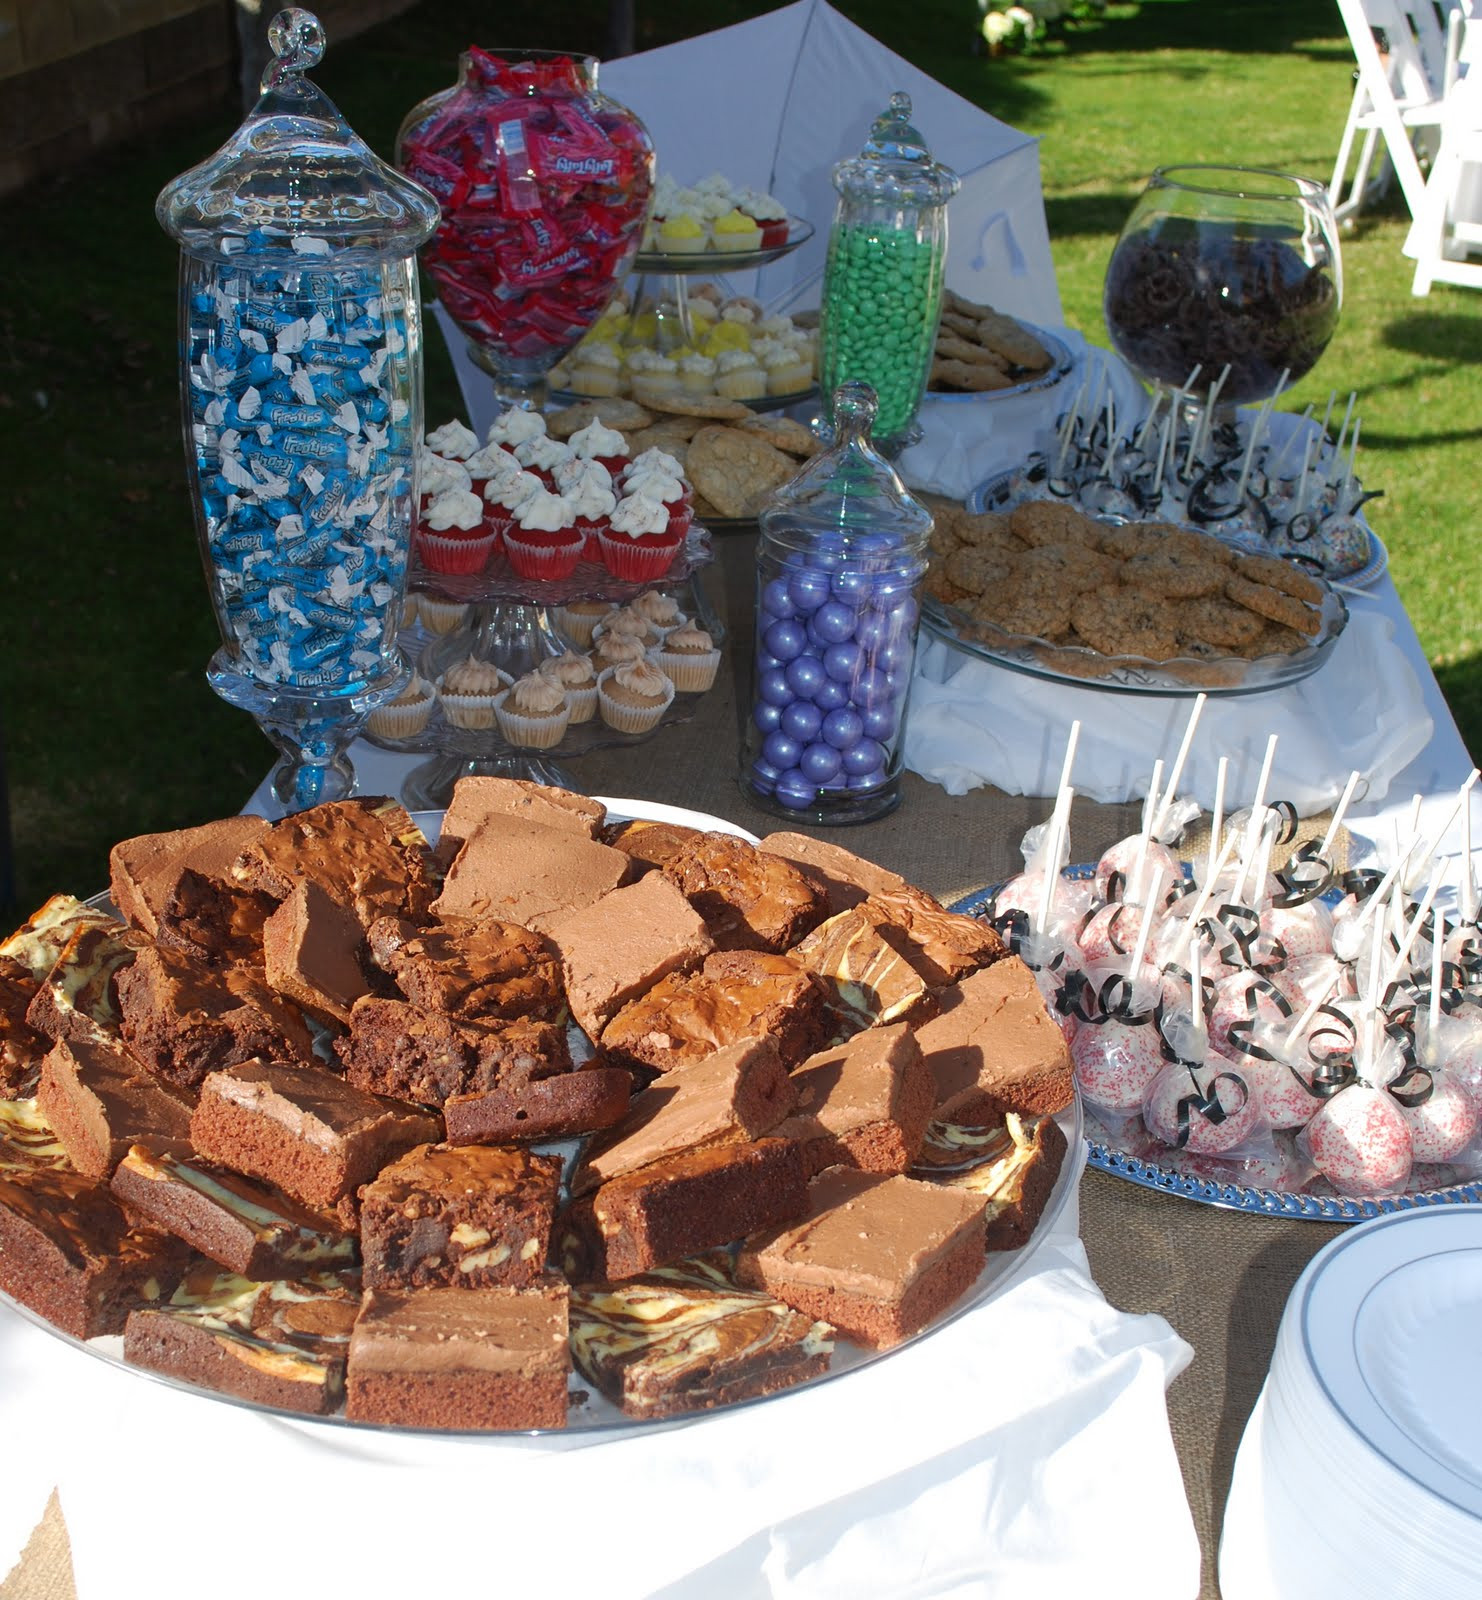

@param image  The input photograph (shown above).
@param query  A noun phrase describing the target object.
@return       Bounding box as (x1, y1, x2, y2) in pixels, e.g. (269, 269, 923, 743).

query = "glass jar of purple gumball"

(742, 381, 931, 824)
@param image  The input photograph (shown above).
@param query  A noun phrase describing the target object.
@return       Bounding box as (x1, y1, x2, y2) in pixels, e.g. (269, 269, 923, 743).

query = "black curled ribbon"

(1060, 968, 1154, 1027)
(1223, 974, 1294, 1061)
(1387, 1063, 1435, 1109)
(1339, 868, 1387, 904)
(1172, 1065, 1251, 1150)
(1272, 840, 1333, 909)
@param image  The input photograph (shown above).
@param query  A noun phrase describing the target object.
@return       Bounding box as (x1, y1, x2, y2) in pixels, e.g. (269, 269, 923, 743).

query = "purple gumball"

(788, 569, 831, 613)
(764, 619, 806, 662)
(762, 730, 801, 769)
(785, 654, 826, 699)
(813, 678, 849, 712)
(822, 707, 864, 750)
(843, 738, 886, 776)
(781, 701, 823, 741)
(861, 703, 895, 740)
(800, 742, 843, 783)
(774, 768, 818, 809)
(758, 668, 794, 708)
(761, 577, 796, 620)
(823, 642, 862, 682)
(813, 601, 857, 643)
(753, 700, 783, 734)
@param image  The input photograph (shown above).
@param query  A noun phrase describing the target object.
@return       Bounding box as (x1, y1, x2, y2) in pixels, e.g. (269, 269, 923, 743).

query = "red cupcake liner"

(598, 527, 684, 582)
(574, 514, 611, 562)
(505, 528, 584, 580)
(416, 527, 499, 575)
(665, 502, 692, 539)
(758, 218, 790, 249)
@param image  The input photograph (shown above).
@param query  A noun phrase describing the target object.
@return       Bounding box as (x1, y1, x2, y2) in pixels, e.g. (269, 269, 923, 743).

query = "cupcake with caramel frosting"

(538, 649, 599, 723)
(597, 657, 676, 734)
(494, 669, 571, 749)
(437, 656, 511, 730)
(654, 623, 722, 693)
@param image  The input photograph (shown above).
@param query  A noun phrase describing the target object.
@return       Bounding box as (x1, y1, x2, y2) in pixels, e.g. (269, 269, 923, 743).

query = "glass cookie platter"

(0, 800, 1080, 1437)
(922, 321, 1074, 404)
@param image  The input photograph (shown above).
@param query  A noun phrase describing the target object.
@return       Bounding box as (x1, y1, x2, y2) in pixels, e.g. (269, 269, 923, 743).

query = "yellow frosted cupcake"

(712, 208, 763, 252)
(654, 624, 722, 693)
(539, 650, 599, 723)
(657, 212, 708, 254)
(437, 656, 511, 730)
(494, 671, 571, 749)
(366, 674, 436, 739)
(597, 659, 676, 734)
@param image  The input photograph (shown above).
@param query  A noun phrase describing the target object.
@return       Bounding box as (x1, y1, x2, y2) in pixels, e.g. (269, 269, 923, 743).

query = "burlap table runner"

(5, 533, 1345, 1600)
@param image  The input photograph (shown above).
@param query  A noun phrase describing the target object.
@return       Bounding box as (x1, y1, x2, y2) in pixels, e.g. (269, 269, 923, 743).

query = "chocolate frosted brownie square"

(598, 950, 830, 1078)
(359, 1143, 560, 1290)
(660, 833, 828, 953)
(111, 1138, 358, 1280)
(435, 776, 606, 868)
(37, 1035, 195, 1179)
(600, 818, 706, 874)
(442, 1066, 632, 1145)
(562, 1137, 809, 1283)
(117, 943, 313, 1090)
(757, 832, 910, 916)
(153, 868, 277, 970)
(190, 1059, 440, 1212)
(233, 798, 436, 931)
(533, 873, 713, 1039)
(368, 917, 564, 1025)
(346, 1279, 571, 1430)
(261, 878, 372, 1026)
(788, 1021, 935, 1176)
(431, 814, 630, 926)
(736, 1168, 989, 1350)
(109, 815, 269, 937)
(570, 1255, 834, 1419)
(336, 998, 571, 1109)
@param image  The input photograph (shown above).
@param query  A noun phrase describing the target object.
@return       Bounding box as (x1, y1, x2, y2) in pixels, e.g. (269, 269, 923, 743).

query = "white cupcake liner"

(366, 687, 436, 739)
(417, 594, 471, 635)
(494, 690, 571, 750)
(437, 665, 512, 730)
(596, 666, 676, 735)
(653, 646, 722, 694)
(555, 605, 610, 648)
(565, 683, 599, 723)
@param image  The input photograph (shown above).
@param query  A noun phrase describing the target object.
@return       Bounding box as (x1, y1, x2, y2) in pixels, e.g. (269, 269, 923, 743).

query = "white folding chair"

(1408, 47, 1482, 291)
(1329, 0, 1466, 223)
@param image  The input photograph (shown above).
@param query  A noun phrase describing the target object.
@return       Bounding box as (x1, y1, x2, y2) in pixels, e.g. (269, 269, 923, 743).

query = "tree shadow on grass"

(1382, 312, 1482, 363)
(1433, 654, 1482, 764)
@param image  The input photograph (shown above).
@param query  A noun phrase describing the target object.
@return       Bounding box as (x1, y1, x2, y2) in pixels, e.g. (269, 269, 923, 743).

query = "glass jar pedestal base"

(740, 771, 903, 826)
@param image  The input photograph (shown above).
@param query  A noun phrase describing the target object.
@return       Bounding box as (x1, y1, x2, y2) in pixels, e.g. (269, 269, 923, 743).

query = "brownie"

(913, 1110, 1069, 1252)
(573, 1039, 795, 1196)
(336, 999, 572, 1109)
(111, 1138, 358, 1279)
(36, 1035, 195, 1179)
(533, 873, 713, 1039)
(788, 1022, 935, 1176)
(0, 1096, 72, 1175)
(152, 868, 277, 969)
(735, 1168, 989, 1350)
(345, 1279, 570, 1430)
(0, 956, 46, 1099)
(25, 921, 150, 1045)
(598, 950, 830, 1079)
(190, 1059, 440, 1213)
(359, 1142, 561, 1290)
(232, 798, 436, 931)
(443, 1067, 633, 1145)
(261, 878, 372, 1026)
(109, 815, 270, 937)
(600, 818, 707, 874)
(431, 813, 630, 926)
(435, 776, 606, 868)
(124, 1304, 346, 1414)
(757, 831, 911, 916)
(863, 886, 1009, 987)
(569, 1254, 834, 1419)
(116, 943, 313, 1090)
(0, 1162, 193, 1337)
(368, 917, 564, 1025)
(561, 1138, 809, 1283)
(789, 905, 934, 1033)
(913, 957, 1075, 1122)
(249, 1269, 362, 1349)
(660, 833, 828, 953)
(1, 893, 118, 979)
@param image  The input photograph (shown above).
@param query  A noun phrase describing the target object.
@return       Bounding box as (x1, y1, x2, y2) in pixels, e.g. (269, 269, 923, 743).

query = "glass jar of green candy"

(819, 93, 959, 452)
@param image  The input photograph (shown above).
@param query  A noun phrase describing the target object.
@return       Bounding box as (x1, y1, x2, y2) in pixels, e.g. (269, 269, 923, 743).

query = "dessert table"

(2, 530, 1470, 1600)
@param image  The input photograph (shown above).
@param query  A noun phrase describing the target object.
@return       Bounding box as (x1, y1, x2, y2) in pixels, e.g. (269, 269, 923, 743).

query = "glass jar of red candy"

(397, 49, 654, 411)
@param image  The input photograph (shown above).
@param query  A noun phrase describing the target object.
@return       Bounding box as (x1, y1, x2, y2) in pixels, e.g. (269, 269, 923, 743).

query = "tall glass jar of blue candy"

(742, 382, 931, 825)
(157, 8, 440, 809)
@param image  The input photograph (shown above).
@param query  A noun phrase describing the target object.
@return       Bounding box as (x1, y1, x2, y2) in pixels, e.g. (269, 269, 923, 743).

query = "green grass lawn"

(1, 0, 1478, 914)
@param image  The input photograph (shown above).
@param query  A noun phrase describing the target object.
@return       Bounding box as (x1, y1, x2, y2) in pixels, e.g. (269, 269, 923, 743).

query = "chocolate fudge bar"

(0, 1163, 192, 1338)
(569, 1255, 834, 1419)
(190, 1059, 440, 1213)
(660, 833, 828, 953)
(109, 815, 270, 937)
(153, 869, 277, 969)
(736, 1168, 989, 1350)
(346, 1279, 571, 1430)
(573, 1039, 795, 1195)
(25, 921, 150, 1046)
(116, 944, 313, 1090)
(431, 813, 630, 925)
(788, 1022, 934, 1176)
(913, 1111, 1069, 1252)
(359, 1143, 560, 1290)
(233, 798, 436, 930)
(261, 878, 371, 1026)
(598, 950, 830, 1078)
(36, 1035, 195, 1179)
(562, 1138, 809, 1283)
(533, 873, 713, 1039)
(913, 957, 1074, 1122)
(757, 831, 911, 916)
(111, 1138, 358, 1279)
(337, 999, 572, 1109)
(435, 776, 606, 868)
(368, 917, 564, 1025)
(442, 1067, 632, 1145)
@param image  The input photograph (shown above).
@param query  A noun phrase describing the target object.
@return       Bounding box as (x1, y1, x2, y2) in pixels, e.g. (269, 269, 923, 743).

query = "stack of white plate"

(1220, 1207, 1482, 1598)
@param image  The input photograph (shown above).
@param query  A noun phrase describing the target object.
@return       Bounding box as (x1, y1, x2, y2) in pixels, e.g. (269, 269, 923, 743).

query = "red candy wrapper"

(398, 49, 654, 371)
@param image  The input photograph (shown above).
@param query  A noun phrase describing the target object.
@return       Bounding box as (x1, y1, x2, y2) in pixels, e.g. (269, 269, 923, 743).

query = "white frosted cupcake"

(437, 656, 511, 730)
(714, 348, 767, 401)
(538, 650, 599, 723)
(425, 420, 480, 459)
(366, 674, 436, 738)
(485, 408, 546, 449)
(654, 623, 722, 693)
(597, 658, 676, 734)
(417, 594, 471, 636)
(495, 671, 571, 749)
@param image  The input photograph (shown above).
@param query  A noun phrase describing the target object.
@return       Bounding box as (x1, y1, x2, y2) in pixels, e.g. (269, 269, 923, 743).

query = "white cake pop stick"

(1229, 735, 1279, 904)
(1205, 757, 1230, 888)
(1267, 403, 1315, 480)
(1127, 863, 1167, 985)
(1135, 389, 1164, 452)
(1319, 770, 1363, 862)
(1429, 899, 1445, 1051)
(1382, 860, 1447, 993)
(1326, 392, 1357, 485)
(1355, 776, 1474, 933)
(1401, 771, 1478, 895)
(1317, 389, 1337, 444)
(1286, 969, 1341, 1053)
(1057, 719, 1082, 801)
(1154, 694, 1206, 837)
(1183, 832, 1243, 960)
(1189, 938, 1207, 1054)
(1463, 794, 1478, 924)
(1291, 431, 1317, 515)
(1152, 410, 1173, 496)
(1035, 787, 1073, 939)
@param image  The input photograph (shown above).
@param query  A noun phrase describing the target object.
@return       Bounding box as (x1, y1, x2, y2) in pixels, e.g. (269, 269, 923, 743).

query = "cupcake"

(623, 464, 691, 538)
(494, 671, 571, 750)
(630, 590, 689, 636)
(555, 598, 614, 648)
(366, 673, 436, 739)
(626, 447, 685, 482)
(538, 649, 599, 723)
(593, 605, 661, 648)
(627, 350, 683, 407)
(713, 348, 767, 402)
(485, 408, 547, 450)
(677, 351, 718, 396)
(504, 490, 584, 580)
(417, 594, 471, 636)
(597, 658, 677, 734)
(565, 475, 618, 561)
(599, 491, 684, 582)
(657, 211, 708, 254)
(418, 488, 497, 575)
(515, 433, 574, 483)
(437, 656, 511, 730)
(592, 631, 650, 671)
(567, 340, 623, 398)
(740, 187, 790, 249)
(484, 469, 545, 539)
(712, 207, 763, 253)
(464, 441, 520, 499)
(425, 420, 480, 459)
(654, 623, 722, 693)
(417, 448, 473, 507)
(568, 418, 630, 479)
